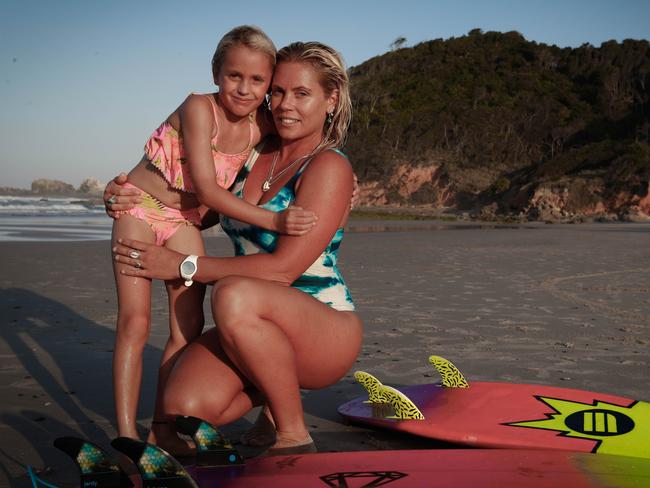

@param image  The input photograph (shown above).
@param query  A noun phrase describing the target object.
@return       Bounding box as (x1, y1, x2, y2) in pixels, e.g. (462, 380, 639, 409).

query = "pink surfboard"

(190, 449, 650, 487)
(338, 356, 650, 459)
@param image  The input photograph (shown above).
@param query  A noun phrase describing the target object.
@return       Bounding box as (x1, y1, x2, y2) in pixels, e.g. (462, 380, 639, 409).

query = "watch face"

(181, 260, 196, 275)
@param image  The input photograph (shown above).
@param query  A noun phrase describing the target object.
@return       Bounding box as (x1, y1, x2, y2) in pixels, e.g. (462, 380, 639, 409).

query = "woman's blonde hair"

(212, 25, 276, 83)
(276, 41, 352, 153)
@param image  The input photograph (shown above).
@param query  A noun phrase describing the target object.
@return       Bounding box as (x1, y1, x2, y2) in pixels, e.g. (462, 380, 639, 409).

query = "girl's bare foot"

(148, 421, 196, 457)
(240, 407, 277, 447)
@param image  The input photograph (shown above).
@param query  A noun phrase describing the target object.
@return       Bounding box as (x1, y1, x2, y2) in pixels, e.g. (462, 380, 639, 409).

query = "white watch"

(180, 255, 199, 286)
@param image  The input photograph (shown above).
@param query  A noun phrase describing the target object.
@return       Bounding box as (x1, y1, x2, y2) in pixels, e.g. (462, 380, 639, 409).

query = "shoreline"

(1, 223, 649, 486)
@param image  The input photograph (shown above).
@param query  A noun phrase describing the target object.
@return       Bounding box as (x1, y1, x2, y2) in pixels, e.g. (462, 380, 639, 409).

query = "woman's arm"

(113, 151, 353, 285)
(181, 95, 316, 235)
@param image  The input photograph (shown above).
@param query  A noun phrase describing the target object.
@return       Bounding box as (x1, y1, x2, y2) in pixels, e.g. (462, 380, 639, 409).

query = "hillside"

(346, 30, 650, 220)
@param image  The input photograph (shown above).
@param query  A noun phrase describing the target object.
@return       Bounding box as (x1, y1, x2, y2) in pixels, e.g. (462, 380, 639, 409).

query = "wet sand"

(1, 221, 649, 486)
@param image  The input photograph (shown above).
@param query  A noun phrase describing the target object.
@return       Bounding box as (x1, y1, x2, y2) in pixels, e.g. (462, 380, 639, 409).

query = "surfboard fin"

(354, 371, 390, 404)
(381, 385, 425, 420)
(111, 436, 198, 488)
(53, 436, 132, 488)
(175, 416, 244, 467)
(429, 355, 470, 388)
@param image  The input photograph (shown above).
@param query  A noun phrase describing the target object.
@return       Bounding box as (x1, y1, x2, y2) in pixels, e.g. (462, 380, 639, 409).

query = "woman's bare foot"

(262, 431, 316, 456)
(240, 407, 277, 447)
(148, 421, 196, 457)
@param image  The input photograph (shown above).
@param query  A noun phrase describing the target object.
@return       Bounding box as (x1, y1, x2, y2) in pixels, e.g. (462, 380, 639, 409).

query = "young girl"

(110, 26, 316, 454)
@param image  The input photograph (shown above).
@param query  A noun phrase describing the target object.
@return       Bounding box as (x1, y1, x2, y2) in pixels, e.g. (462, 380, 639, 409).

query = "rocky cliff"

(346, 30, 650, 221)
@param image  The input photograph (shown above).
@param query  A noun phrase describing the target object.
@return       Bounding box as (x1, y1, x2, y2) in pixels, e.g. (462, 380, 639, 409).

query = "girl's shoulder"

(181, 92, 218, 114)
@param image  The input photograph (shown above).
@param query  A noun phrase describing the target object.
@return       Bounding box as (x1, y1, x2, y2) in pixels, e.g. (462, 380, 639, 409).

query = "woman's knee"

(211, 277, 262, 331)
(162, 376, 231, 422)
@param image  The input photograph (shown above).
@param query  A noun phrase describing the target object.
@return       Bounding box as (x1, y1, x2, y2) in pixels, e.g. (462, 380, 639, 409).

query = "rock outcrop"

(31, 179, 76, 195)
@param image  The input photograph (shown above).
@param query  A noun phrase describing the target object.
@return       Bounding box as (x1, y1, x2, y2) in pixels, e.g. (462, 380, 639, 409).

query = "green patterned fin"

(381, 385, 425, 420)
(354, 371, 389, 404)
(53, 436, 131, 488)
(175, 416, 244, 467)
(428, 355, 470, 388)
(111, 437, 198, 488)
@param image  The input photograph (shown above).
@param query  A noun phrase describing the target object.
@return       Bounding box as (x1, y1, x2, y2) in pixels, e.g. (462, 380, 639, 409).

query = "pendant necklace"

(262, 151, 310, 192)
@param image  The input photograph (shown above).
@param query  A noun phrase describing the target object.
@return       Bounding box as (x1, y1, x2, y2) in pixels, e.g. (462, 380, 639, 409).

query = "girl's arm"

(181, 95, 316, 235)
(113, 150, 353, 285)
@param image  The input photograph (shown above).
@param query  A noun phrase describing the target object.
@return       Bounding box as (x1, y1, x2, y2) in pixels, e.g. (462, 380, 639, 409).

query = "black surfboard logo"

(564, 409, 634, 436)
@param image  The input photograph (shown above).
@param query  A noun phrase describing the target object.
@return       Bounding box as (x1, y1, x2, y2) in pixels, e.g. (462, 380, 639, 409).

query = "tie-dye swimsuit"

(221, 144, 355, 311)
(122, 94, 253, 245)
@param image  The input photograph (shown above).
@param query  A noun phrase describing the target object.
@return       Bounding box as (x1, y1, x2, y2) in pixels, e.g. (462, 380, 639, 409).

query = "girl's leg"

(166, 276, 362, 449)
(112, 215, 156, 439)
(148, 224, 206, 454)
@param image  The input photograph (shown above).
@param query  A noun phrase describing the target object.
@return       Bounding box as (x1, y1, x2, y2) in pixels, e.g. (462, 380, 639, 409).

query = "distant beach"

(1, 201, 649, 486)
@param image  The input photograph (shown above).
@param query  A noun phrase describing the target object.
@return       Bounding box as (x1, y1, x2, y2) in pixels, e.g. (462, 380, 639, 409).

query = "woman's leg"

(163, 328, 258, 425)
(112, 215, 156, 439)
(148, 224, 206, 453)
(163, 277, 361, 448)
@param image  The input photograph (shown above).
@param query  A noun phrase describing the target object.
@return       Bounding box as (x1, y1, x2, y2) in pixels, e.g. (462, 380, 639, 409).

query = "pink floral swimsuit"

(146, 94, 254, 192)
(122, 94, 254, 245)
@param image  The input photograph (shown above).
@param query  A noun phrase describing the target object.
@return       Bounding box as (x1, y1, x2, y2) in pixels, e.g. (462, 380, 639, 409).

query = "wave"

(0, 195, 104, 216)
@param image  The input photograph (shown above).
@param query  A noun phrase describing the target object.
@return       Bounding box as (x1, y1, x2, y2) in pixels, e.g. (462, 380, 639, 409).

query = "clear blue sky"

(2, 0, 649, 189)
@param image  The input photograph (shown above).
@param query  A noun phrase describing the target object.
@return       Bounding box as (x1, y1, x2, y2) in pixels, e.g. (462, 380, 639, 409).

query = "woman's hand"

(104, 173, 143, 218)
(273, 206, 318, 236)
(113, 238, 185, 281)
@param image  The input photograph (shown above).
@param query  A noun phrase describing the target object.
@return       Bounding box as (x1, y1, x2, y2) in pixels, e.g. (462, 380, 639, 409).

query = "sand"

(1, 221, 649, 486)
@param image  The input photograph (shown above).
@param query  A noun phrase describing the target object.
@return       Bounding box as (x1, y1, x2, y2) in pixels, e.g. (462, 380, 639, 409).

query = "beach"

(1, 220, 649, 486)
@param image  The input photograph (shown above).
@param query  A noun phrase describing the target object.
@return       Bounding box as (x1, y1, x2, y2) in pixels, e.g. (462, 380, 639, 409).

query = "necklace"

(262, 151, 310, 192)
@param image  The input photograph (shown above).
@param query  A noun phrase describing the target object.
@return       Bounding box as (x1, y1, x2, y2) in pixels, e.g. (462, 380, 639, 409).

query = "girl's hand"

(112, 238, 184, 281)
(273, 206, 318, 236)
(350, 173, 361, 209)
(104, 173, 143, 218)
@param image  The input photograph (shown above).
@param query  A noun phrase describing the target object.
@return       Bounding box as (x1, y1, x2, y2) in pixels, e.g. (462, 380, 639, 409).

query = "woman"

(112, 41, 362, 454)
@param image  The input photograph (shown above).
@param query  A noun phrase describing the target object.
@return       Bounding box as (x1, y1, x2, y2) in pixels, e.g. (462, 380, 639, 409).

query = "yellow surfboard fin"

(381, 385, 425, 420)
(354, 371, 390, 404)
(428, 355, 470, 388)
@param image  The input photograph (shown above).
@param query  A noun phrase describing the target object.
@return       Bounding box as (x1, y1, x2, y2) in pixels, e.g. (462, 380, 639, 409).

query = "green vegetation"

(345, 30, 650, 209)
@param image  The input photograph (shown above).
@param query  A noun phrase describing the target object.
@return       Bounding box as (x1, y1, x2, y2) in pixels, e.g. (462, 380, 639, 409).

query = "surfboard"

(338, 356, 650, 459)
(54, 435, 650, 487)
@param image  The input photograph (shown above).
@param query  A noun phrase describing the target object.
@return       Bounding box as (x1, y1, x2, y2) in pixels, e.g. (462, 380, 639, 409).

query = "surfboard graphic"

(53, 436, 132, 487)
(338, 356, 650, 459)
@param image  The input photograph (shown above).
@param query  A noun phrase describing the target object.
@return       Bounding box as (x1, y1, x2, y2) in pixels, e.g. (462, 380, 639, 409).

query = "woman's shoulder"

(310, 148, 351, 169)
(301, 148, 353, 183)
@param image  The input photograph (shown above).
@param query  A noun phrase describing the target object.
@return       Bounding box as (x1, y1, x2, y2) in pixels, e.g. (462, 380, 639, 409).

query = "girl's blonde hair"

(212, 25, 276, 83)
(276, 41, 352, 153)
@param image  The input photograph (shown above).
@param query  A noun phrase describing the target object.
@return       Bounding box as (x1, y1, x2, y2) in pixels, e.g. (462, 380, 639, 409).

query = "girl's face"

(270, 61, 337, 143)
(216, 44, 274, 118)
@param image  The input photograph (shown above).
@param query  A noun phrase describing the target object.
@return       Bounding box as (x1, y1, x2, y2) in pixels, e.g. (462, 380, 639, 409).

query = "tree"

(390, 37, 407, 51)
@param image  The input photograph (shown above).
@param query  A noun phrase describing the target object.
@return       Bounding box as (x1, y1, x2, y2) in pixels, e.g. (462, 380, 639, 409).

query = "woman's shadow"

(0, 287, 162, 486)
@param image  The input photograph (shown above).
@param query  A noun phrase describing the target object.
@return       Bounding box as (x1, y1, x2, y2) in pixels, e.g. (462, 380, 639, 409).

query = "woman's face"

(216, 44, 274, 118)
(270, 61, 337, 142)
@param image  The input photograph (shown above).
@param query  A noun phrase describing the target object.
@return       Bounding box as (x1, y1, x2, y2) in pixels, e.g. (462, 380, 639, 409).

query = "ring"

(135, 262, 142, 269)
(107, 195, 117, 205)
(129, 251, 141, 259)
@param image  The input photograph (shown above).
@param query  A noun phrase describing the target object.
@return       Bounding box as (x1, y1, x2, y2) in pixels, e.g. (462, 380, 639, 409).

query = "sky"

(2, 0, 649, 189)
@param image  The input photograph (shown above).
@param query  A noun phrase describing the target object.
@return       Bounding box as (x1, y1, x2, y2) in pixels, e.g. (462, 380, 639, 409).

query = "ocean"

(0, 195, 111, 242)
(0, 195, 233, 242)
